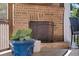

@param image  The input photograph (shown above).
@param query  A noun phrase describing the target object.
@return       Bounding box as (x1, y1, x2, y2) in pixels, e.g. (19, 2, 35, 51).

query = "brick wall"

(13, 3, 64, 42)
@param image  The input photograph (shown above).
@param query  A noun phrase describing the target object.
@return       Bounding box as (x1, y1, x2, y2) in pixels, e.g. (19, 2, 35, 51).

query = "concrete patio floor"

(0, 48, 68, 56)
(69, 49, 79, 56)
(1, 47, 79, 56)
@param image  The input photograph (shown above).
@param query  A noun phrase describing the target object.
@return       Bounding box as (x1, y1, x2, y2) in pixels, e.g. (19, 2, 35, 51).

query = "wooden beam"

(60, 3, 64, 7)
(8, 3, 13, 39)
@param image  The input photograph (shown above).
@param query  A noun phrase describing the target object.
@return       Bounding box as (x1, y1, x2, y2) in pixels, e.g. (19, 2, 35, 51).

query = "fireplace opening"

(29, 21, 54, 43)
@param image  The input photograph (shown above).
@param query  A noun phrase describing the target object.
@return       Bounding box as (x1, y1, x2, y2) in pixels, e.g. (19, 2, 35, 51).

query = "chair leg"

(73, 34, 75, 42)
(71, 35, 73, 46)
(77, 35, 78, 44)
(77, 35, 79, 48)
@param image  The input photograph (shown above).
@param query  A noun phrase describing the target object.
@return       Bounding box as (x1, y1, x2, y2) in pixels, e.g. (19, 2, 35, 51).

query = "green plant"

(11, 28, 32, 41)
(71, 8, 79, 18)
(71, 8, 78, 17)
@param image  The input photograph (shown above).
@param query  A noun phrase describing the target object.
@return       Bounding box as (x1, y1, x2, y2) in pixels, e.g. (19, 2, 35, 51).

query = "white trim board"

(0, 50, 11, 55)
(64, 49, 72, 56)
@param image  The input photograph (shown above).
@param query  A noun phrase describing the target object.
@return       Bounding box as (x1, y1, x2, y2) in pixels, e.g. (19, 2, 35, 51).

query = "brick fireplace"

(29, 21, 54, 43)
(13, 3, 64, 42)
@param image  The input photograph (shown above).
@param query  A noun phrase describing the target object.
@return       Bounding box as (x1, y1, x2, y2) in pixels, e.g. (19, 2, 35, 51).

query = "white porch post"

(64, 3, 71, 47)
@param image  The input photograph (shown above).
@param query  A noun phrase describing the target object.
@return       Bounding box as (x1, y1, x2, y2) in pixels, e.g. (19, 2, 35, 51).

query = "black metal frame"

(70, 17, 79, 48)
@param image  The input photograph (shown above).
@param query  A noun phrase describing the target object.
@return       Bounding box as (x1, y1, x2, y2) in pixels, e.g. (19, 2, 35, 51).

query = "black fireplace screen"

(29, 21, 54, 43)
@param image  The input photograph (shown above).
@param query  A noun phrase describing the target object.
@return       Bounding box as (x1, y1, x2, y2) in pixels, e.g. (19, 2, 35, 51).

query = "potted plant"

(10, 28, 35, 56)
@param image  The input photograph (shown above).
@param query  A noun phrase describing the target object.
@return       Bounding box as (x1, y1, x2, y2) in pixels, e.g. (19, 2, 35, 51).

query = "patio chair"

(70, 17, 79, 46)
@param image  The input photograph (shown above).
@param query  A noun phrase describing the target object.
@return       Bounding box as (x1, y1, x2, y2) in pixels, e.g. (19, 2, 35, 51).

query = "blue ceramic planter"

(11, 40, 34, 56)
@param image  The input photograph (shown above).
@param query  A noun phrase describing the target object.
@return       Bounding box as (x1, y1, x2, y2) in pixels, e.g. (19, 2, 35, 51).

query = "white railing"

(0, 22, 9, 50)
